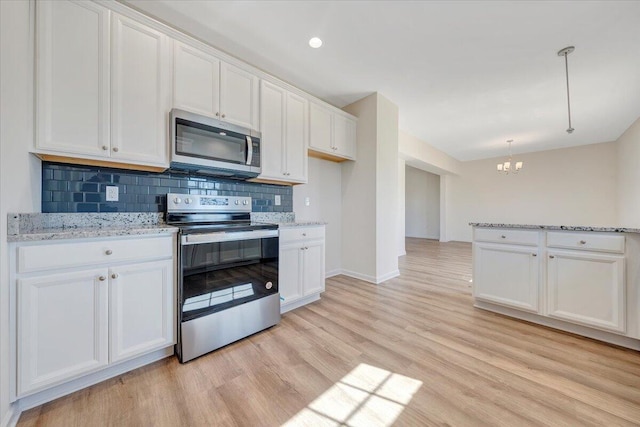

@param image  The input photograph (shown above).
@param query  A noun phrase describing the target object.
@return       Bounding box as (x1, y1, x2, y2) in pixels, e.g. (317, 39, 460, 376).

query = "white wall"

(447, 141, 619, 242)
(397, 159, 406, 256)
(293, 157, 342, 276)
(617, 117, 640, 227)
(1, 1, 40, 425)
(399, 130, 462, 175)
(405, 166, 440, 239)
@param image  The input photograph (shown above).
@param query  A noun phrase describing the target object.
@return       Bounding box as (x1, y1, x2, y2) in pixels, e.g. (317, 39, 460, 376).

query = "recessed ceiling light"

(309, 37, 323, 48)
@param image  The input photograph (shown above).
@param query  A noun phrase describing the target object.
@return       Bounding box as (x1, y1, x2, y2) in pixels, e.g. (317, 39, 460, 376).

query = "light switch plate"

(106, 186, 119, 201)
(274, 195, 281, 206)
(304, 197, 310, 206)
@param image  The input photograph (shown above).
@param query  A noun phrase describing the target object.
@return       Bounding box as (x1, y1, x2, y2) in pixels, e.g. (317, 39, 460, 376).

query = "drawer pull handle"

(549, 255, 555, 259)
(111, 273, 118, 279)
(105, 249, 113, 255)
(579, 240, 587, 244)
(98, 276, 106, 281)
(500, 235, 506, 239)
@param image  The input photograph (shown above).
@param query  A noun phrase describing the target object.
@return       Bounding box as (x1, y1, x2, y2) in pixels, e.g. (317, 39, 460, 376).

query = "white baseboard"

(339, 269, 400, 284)
(325, 269, 341, 279)
(15, 347, 174, 413)
(281, 293, 321, 313)
(1, 404, 20, 427)
(398, 251, 407, 257)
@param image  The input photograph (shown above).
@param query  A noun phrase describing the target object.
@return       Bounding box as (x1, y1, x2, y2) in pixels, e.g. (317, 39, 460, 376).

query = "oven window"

(181, 237, 278, 322)
(176, 118, 247, 164)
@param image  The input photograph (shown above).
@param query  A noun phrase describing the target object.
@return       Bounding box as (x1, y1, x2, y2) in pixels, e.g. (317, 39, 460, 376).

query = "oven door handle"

(182, 229, 278, 245)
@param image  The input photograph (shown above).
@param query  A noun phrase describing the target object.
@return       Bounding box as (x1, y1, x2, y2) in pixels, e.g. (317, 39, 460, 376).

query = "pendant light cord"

(564, 52, 573, 133)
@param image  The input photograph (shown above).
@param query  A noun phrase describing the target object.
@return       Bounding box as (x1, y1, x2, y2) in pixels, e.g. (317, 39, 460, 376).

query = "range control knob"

(243, 200, 249, 205)
(184, 198, 192, 204)
(173, 197, 182, 204)
(265, 281, 273, 290)
(235, 200, 239, 205)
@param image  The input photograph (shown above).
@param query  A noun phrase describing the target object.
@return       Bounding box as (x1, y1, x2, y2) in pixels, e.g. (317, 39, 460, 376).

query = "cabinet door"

(111, 14, 170, 166)
(279, 245, 303, 309)
(309, 103, 333, 154)
(18, 269, 108, 395)
(547, 250, 625, 333)
(36, 0, 110, 157)
(109, 259, 174, 363)
(302, 240, 325, 296)
(285, 92, 309, 183)
(174, 42, 220, 117)
(473, 243, 539, 312)
(220, 62, 259, 130)
(259, 81, 286, 180)
(334, 115, 357, 160)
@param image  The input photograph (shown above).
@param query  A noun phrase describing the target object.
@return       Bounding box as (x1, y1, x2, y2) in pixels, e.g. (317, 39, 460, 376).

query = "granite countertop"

(8, 213, 177, 242)
(250, 212, 326, 228)
(469, 222, 640, 234)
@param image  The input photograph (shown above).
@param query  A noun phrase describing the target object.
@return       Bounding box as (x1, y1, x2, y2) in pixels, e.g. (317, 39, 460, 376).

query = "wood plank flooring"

(18, 238, 640, 426)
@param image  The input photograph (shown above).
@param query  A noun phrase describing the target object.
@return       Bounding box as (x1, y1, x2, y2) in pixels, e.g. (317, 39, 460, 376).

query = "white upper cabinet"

(309, 102, 357, 161)
(35, 2, 171, 169)
(111, 14, 171, 166)
(36, 0, 110, 157)
(173, 42, 220, 117)
(173, 41, 259, 130)
(220, 62, 259, 130)
(258, 80, 308, 184)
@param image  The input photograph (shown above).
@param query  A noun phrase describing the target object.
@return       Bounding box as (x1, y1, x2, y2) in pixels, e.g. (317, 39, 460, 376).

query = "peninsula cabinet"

(472, 225, 638, 350)
(173, 41, 259, 130)
(258, 80, 308, 184)
(308, 102, 357, 161)
(279, 226, 325, 313)
(35, 0, 171, 170)
(13, 235, 175, 397)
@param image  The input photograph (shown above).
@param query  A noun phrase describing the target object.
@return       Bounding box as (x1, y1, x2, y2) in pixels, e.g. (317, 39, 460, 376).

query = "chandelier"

(496, 140, 523, 174)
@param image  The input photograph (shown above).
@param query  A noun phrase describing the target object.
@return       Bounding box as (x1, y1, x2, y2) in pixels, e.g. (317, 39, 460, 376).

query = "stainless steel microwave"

(169, 109, 261, 179)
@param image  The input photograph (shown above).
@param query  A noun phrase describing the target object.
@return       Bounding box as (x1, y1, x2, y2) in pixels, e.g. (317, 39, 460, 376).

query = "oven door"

(179, 229, 278, 323)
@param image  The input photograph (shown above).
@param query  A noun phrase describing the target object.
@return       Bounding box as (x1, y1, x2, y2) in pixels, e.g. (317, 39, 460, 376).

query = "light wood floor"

(19, 238, 640, 426)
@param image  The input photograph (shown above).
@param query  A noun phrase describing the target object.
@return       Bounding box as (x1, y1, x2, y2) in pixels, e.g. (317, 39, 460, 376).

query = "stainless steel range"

(166, 193, 280, 363)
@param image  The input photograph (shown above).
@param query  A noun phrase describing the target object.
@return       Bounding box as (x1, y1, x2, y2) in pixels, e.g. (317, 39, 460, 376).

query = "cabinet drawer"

(546, 232, 625, 254)
(17, 235, 173, 273)
(473, 228, 538, 246)
(279, 226, 325, 243)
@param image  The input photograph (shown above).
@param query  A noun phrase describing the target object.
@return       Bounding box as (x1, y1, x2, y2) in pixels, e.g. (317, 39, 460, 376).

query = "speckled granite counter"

(8, 212, 177, 242)
(469, 223, 640, 234)
(251, 212, 326, 228)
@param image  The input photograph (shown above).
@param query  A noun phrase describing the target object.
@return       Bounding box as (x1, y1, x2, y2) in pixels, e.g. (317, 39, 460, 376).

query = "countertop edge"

(8, 226, 179, 242)
(469, 223, 640, 234)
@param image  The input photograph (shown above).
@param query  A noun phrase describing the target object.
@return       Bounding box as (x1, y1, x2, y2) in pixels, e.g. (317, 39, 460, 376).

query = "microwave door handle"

(245, 136, 253, 166)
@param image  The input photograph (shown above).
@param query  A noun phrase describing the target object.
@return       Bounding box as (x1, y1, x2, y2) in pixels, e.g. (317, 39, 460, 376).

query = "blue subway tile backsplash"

(41, 162, 293, 214)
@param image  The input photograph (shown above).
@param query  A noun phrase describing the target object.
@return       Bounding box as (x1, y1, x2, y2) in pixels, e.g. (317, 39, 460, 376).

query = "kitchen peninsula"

(470, 223, 640, 350)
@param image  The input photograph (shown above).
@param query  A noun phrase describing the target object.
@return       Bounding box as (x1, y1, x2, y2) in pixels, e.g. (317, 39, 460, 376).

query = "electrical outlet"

(106, 186, 119, 202)
(274, 195, 281, 206)
(304, 197, 310, 207)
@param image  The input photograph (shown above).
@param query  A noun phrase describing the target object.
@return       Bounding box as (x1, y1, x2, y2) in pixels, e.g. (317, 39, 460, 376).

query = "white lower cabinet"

(13, 235, 175, 397)
(547, 250, 625, 333)
(473, 243, 539, 312)
(279, 226, 325, 313)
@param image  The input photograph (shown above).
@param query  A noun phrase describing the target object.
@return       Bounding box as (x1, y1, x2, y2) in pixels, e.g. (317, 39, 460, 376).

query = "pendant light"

(557, 46, 575, 134)
(496, 140, 523, 174)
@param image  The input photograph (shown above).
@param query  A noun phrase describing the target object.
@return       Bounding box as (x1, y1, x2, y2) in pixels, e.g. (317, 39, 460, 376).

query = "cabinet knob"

(579, 240, 587, 244)
(305, 246, 308, 250)
(105, 249, 113, 255)
(500, 235, 506, 239)
(111, 273, 118, 279)
(532, 253, 537, 257)
(98, 276, 106, 281)
(302, 233, 306, 236)
(549, 255, 555, 259)
(112, 147, 119, 152)
(102, 145, 108, 151)
(215, 112, 220, 117)
(221, 114, 226, 118)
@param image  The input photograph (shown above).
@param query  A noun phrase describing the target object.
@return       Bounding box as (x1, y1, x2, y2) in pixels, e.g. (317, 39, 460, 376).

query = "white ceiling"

(124, 0, 640, 161)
